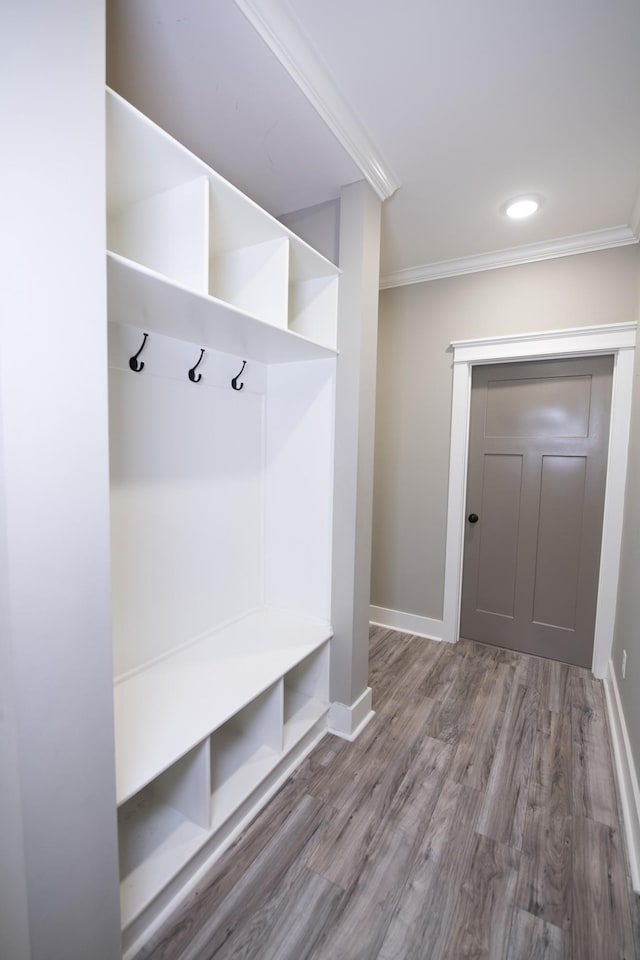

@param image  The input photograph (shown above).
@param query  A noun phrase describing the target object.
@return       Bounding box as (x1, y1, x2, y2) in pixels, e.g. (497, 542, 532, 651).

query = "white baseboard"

(604, 660, 640, 892)
(328, 687, 374, 741)
(369, 605, 444, 641)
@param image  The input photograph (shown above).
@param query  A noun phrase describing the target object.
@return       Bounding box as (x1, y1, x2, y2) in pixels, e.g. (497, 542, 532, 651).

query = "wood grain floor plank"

(506, 909, 565, 960)
(572, 815, 635, 960)
(424, 645, 494, 745)
(307, 818, 424, 960)
(307, 714, 447, 888)
(630, 888, 640, 960)
(417, 639, 466, 700)
(382, 733, 454, 836)
(516, 709, 573, 929)
(191, 865, 342, 960)
(374, 641, 445, 717)
(368, 631, 417, 706)
(297, 711, 393, 807)
(291, 735, 349, 789)
(571, 675, 619, 827)
(546, 661, 572, 715)
(477, 680, 539, 849)
(450, 658, 514, 790)
(377, 778, 484, 960)
(252, 869, 343, 960)
(440, 833, 520, 960)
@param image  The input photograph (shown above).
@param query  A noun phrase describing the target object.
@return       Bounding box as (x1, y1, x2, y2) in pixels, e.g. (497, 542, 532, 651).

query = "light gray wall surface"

(280, 198, 341, 266)
(612, 261, 640, 775)
(1, 2, 121, 957)
(372, 245, 640, 621)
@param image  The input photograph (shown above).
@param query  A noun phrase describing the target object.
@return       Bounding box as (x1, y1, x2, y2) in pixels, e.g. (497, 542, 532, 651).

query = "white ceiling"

(108, 0, 640, 284)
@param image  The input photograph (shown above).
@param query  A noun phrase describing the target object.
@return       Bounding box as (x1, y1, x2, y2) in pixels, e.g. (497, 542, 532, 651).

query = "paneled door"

(460, 356, 613, 667)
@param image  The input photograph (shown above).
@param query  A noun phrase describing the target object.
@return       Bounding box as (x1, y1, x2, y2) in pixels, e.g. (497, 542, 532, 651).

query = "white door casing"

(442, 322, 637, 678)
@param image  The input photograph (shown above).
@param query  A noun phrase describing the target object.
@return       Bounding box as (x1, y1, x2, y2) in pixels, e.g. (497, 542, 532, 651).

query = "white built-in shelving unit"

(106, 88, 338, 955)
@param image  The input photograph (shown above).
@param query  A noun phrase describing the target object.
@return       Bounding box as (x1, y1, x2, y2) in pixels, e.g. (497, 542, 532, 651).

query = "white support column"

(1, 3, 121, 958)
(329, 181, 381, 739)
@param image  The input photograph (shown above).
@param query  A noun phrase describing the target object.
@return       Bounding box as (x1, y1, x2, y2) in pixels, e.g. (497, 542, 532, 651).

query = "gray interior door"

(460, 356, 613, 667)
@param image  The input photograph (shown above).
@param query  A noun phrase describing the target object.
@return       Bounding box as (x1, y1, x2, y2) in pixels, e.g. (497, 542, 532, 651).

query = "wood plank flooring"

(136, 628, 640, 960)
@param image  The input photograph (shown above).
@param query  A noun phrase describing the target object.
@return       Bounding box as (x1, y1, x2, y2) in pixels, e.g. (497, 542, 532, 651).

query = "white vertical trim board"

(604, 661, 640, 893)
(328, 687, 374, 741)
(369, 606, 444, 642)
(592, 345, 636, 677)
(442, 322, 637, 679)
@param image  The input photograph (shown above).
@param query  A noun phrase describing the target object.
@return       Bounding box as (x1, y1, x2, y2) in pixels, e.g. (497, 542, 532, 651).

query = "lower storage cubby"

(117, 639, 330, 945)
(118, 742, 210, 929)
(283, 645, 330, 751)
(210, 682, 283, 830)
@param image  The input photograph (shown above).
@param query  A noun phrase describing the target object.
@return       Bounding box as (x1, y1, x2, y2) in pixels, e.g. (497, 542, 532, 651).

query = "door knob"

(468, 513, 479, 523)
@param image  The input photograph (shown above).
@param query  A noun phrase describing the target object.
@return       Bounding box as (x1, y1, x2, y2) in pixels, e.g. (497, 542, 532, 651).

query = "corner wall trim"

(328, 688, 374, 741)
(604, 661, 640, 893)
(369, 606, 444, 641)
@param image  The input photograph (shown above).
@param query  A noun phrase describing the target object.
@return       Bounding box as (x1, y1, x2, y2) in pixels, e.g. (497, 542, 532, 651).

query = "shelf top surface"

(113, 607, 332, 805)
(107, 253, 337, 364)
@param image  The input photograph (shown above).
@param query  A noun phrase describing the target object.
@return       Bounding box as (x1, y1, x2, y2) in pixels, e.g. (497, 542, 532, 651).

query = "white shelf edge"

(107, 252, 338, 363)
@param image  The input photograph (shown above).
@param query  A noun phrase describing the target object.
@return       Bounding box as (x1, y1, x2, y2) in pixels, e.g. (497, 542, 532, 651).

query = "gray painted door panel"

(460, 356, 613, 667)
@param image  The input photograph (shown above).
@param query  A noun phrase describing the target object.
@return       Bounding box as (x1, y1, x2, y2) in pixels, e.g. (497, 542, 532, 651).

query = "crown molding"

(380, 225, 639, 290)
(233, 0, 401, 202)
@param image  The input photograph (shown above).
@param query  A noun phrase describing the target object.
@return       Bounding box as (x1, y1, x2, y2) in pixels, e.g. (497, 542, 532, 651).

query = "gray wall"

(280, 198, 341, 266)
(1, 2, 121, 957)
(372, 244, 640, 621)
(612, 260, 640, 775)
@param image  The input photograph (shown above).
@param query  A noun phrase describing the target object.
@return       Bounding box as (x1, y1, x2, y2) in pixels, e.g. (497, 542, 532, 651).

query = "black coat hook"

(129, 332, 148, 373)
(231, 360, 247, 391)
(188, 348, 205, 383)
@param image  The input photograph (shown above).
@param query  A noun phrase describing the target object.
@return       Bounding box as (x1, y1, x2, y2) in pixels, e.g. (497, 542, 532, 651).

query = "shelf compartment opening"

(283, 644, 330, 752)
(118, 742, 210, 930)
(210, 682, 283, 830)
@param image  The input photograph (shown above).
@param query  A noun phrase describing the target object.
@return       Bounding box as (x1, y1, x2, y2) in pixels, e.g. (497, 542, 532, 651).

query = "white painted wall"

(372, 245, 640, 624)
(1, 3, 121, 957)
(330, 181, 381, 731)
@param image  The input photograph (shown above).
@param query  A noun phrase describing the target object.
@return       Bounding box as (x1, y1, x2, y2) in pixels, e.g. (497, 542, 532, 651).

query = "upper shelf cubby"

(107, 89, 209, 213)
(106, 88, 340, 352)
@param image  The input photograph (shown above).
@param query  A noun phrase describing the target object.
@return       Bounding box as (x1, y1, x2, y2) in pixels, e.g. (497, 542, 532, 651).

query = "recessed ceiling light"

(505, 196, 541, 219)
